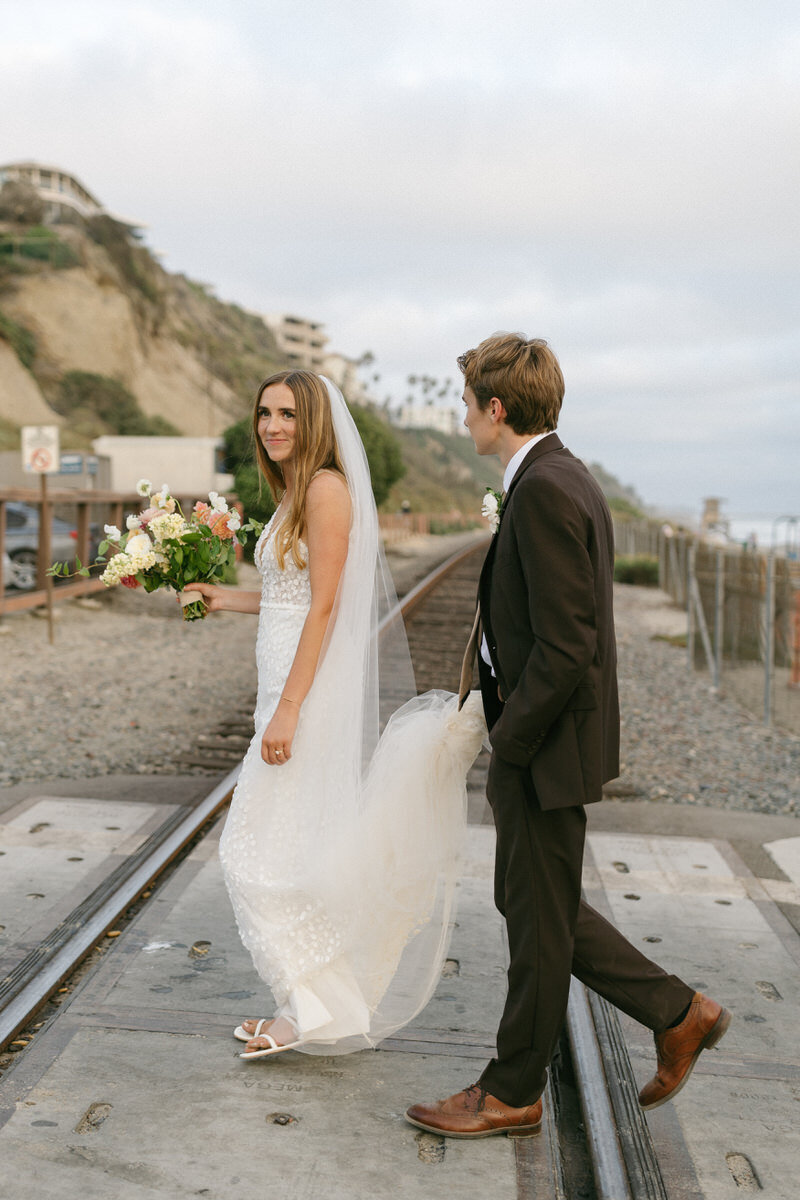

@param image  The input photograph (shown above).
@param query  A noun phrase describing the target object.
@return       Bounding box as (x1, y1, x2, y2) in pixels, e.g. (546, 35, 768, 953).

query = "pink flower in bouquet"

(193, 500, 236, 540)
(120, 575, 141, 589)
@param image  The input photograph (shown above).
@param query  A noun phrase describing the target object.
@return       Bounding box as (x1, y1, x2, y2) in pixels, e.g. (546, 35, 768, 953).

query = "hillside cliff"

(0, 218, 283, 446)
(0, 216, 643, 517)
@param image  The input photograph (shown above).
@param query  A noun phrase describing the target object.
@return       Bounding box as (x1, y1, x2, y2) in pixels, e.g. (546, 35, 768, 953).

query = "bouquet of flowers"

(49, 480, 263, 621)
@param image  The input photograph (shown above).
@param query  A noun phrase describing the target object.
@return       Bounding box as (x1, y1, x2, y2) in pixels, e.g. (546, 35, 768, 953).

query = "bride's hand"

(183, 581, 224, 612)
(261, 702, 299, 766)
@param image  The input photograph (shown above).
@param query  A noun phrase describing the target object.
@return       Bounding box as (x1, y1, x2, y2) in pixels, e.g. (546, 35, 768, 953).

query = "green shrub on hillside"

(54, 370, 180, 436)
(0, 416, 21, 450)
(614, 555, 659, 587)
(174, 283, 283, 399)
(85, 215, 160, 305)
(0, 311, 37, 368)
(0, 225, 79, 270)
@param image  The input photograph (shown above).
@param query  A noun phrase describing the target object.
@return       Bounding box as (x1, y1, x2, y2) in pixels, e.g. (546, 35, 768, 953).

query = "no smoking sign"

(22, 426, 61, 474)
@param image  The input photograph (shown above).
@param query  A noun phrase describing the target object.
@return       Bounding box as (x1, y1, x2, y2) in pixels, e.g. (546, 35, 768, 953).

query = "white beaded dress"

(219, 392, 486, 1055)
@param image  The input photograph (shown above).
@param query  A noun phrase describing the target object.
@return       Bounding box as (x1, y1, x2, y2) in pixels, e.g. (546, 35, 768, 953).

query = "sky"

(1, 0, 798, 520)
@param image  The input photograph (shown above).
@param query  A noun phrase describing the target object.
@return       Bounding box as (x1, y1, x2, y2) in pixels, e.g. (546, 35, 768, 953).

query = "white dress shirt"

(480, 430, 555, 672)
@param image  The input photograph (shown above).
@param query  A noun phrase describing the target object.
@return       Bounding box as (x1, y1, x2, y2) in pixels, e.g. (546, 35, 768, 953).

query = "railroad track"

(0, 537, 669, 1199)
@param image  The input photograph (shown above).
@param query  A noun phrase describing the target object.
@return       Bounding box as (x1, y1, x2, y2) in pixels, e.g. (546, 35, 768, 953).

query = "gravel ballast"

(613, 585, 798, 816)
(1, 565, 797, 817)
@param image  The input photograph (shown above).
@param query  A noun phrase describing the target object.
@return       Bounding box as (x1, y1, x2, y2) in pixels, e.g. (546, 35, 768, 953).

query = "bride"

(186, 371, 485, 1059)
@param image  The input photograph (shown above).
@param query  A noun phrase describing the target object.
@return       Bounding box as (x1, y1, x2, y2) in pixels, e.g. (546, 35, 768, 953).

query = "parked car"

(2, 550, 23, 589)
(3, 501, 95, 592)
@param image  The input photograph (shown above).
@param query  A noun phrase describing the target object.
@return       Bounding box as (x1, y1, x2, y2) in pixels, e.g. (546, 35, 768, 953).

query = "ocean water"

(727, 517, 800, 552)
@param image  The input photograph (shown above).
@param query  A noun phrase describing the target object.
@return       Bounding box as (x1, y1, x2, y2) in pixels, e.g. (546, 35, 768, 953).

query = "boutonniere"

(481, 487, 504, 534)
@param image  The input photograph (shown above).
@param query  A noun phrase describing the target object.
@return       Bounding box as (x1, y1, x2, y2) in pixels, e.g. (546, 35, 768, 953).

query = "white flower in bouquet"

(104, 523, 122, 541)
(100, 540, 157, 586)
(208, 490, 229, 514)
(100, 553, 134, 585)
(136, 478, 152, 497)
(126, 514, 142, 531)
(227, 508, 242, 532)
(151, 485, 176, 513)
(125, 531, 155, 558)
(148, 512, 189, 543)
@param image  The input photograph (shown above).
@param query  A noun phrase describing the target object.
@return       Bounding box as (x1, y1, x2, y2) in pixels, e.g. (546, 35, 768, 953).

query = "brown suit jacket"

(477, 433, 620, 810)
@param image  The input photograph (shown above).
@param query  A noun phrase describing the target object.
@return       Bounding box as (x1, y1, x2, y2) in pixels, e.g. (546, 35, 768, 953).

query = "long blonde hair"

(252, 370, 346, 569)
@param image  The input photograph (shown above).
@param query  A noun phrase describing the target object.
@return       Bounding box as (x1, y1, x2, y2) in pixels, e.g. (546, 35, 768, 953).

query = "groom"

(406, 333, 730, 1138)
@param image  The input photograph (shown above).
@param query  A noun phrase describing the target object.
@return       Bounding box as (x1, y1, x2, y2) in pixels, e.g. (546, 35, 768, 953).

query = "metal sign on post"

(22, 425, 61, 475)
(21, 426, 61, 644)
(59, 452, 84, 475)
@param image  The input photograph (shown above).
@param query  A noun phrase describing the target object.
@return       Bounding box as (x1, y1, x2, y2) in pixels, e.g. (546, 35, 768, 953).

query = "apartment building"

(393, 402, 468, 437)
(265, 314, 329, 372)
(0, 160, 140, 227)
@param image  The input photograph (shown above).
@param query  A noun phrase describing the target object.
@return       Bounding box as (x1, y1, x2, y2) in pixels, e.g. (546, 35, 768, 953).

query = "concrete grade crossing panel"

(586, 831, 800, 1200)
(3, 808, 800, 1198)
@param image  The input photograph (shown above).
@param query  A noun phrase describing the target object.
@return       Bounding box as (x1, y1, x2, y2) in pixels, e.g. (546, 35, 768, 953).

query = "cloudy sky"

(2, 0, 798, 521)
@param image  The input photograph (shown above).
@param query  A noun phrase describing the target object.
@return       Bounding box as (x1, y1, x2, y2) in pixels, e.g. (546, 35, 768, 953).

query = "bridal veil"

(282, 378, 485, 1053)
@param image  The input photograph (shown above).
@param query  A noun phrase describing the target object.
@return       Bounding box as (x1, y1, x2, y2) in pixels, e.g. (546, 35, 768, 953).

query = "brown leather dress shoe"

(405, 1082, 543, 1139)
(639, 992, 732, 1111)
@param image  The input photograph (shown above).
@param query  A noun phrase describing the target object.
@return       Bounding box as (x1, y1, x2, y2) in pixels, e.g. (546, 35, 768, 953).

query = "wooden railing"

(0, 488, 139, 616)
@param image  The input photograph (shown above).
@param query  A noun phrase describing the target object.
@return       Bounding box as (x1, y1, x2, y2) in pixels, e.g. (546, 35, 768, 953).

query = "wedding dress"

(219, 378, 486, 1054)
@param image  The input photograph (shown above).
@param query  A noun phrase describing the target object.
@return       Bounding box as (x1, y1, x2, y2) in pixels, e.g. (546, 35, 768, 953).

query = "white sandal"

(240, 1031, 304, 1060)
(234, 1018, 270, 1043)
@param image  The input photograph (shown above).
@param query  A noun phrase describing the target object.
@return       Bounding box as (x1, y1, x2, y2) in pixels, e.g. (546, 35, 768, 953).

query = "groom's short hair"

(458, 333, 564, 435)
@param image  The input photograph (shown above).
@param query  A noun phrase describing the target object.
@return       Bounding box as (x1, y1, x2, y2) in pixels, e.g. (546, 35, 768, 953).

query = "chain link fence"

(613, 518, 800, 736)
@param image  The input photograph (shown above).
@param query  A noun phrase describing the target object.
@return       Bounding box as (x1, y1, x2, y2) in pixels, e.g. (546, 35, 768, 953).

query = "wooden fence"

(1, 491, 479, 616)
(612, 515, 800, 732)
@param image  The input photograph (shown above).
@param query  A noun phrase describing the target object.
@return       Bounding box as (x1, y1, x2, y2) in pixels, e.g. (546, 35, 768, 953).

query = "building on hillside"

(322, 352, 369, 404)
(92, 436, 233, 497)
(262, 316, 373, 403)
(393, 402, 468, 437)
(0, 160, 141, 228)
(264, 314, 328, 372)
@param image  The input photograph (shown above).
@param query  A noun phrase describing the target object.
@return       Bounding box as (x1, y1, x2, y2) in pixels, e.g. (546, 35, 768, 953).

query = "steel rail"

(587, 991, 669, 1200)
(377, 536, 489, 633)
(566, 978, 633, 1200)
(0, 539, 487, 1051)
(0, 768, 240, 1049)
(565, 981, 670, 1200)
